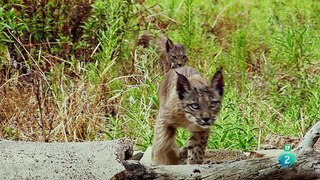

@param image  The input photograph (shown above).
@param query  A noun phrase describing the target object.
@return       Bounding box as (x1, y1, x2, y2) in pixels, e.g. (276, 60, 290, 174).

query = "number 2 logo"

(284, 156, 290, 164)
(279, 153, 295, 167)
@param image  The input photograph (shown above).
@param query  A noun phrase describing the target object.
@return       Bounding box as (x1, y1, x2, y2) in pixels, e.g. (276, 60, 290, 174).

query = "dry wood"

(122, 122, 320, 180)
(1, 122, 319, 179)
(0, 138, 132, 179)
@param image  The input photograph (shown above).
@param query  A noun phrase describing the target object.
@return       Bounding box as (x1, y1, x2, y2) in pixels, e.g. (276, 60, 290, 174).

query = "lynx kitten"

(137, 33, 187, 72)
(151, 66, 224, 165)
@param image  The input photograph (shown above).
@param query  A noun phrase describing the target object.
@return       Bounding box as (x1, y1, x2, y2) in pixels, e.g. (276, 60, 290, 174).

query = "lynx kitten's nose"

(171, 63, 182, 68)
(202, 118, 210, 122)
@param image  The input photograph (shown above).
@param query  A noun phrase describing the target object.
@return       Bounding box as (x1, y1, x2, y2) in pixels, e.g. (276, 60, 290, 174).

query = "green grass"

(0, 0, 319, 151)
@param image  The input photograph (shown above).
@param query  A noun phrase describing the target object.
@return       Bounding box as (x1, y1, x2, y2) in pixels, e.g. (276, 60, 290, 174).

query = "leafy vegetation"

(0, 0, 319, 152)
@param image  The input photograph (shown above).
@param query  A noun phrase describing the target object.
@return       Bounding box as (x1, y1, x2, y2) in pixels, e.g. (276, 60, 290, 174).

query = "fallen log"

(0, 138, 132, 179)
(122, 122, 320, 180)
(1, 122, 319, 180)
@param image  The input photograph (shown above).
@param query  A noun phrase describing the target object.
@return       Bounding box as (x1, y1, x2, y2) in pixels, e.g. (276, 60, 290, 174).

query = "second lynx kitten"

(137, 33, 187, 72)
(152, 66, 224, 165)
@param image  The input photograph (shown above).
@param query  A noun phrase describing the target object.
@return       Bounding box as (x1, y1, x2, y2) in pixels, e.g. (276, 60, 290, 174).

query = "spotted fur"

(152, 66, 224, 165)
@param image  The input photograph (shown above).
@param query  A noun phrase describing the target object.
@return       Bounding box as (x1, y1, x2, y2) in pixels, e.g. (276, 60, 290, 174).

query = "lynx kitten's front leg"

(187, 131, 209, 164)
(178, 131, 209, 164)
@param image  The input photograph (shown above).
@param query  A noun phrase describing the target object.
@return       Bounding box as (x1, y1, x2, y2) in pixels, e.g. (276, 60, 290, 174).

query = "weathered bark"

(0, 138, 132, 179)
(123, 122, 320, 180)
(1, 122, 319, 180)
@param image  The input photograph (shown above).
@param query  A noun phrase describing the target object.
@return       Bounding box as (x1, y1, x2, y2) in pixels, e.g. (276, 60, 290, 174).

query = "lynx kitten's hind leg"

(151, 125, 180, 165)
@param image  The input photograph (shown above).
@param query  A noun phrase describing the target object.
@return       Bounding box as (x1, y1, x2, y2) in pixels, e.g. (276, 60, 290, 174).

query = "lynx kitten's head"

(176, 69, 224, 129)
(165, 38, 187, 69)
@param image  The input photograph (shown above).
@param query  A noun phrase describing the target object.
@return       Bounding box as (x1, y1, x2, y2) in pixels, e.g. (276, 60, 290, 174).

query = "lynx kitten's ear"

(210, 68, 224, 96)
(176, 72, 191, 100)
(166, 38, 175, 52)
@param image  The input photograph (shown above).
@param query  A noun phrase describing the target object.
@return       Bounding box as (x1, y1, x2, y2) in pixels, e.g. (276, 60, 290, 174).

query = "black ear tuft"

(176, 71, 191, 100)
(210, 68, 224, 96)
(166, 38, 174, 52)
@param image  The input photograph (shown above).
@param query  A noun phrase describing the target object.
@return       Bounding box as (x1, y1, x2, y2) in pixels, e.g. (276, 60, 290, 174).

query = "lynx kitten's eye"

(171, 55, 177, 59)
(188, 103, 200, 110)
(210, 101, 220, 109)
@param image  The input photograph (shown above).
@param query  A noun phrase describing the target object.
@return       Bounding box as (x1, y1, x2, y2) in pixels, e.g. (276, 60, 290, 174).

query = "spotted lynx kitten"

(152, 66, 224, 165)
(137, 33, 187, 72)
